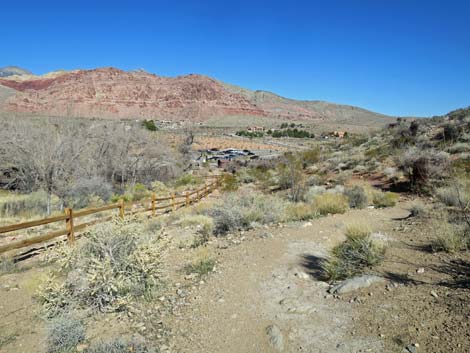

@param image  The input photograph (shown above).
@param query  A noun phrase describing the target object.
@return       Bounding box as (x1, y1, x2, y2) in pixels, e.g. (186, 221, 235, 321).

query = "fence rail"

(0, 176, 222, 256)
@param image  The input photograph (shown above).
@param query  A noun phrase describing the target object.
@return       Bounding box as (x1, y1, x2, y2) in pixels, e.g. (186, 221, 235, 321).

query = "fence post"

(205, 182, 209, 197)
(65, 208, 75, 245)
(119, 199, 125, 219)
(185, 192, 190, 207)
(151, 193, 156, 217)
(196, 188, 200, 201)
(172, 193, 176, 211)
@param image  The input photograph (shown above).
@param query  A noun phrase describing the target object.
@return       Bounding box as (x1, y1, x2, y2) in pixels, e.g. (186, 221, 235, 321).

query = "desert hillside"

(0, 67, 393, 126)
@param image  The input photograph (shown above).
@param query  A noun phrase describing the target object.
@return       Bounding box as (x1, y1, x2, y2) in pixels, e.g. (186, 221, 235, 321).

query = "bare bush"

(0, 117, 181, 214)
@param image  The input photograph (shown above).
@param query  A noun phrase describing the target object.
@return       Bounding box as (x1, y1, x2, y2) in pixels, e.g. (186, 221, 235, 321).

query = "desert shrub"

(174, 173, 203, 188)
(46, 314, 85, 353)
(408, 201, 427, 218)
(285, 203, 318, 221)
(305, 186, 326, 202)
(145, 218, 163, 233)
(209, 191, 286, 235)
(447, 142, 469, 154)
(142, 119, 157, 131)
(431, 218, 469, 253)
(126, 183, 151, 201)
(221, 174, 239, 192)
(301, 147, 321, 166)
(0, 255, 16, 274)
(175, 214, 214, 238)
(151, 181, 169, 194)
(237, 168, 256, 184)
(397, 148, 450, 191)
(372, 191, 399, 208)
(312, 193, 349, 215)
(184, 258, 216, 276)
(323, 231, 385, 281)
(436, 179, 470, 208)
(38, 219, 167, 315)
(86, 339, 155, 353)
(277, 154, 307, 202)
(344, 186, 368, 209)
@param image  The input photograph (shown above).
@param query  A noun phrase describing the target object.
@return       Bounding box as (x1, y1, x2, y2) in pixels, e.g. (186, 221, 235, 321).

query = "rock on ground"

(329, 275, 385, 295)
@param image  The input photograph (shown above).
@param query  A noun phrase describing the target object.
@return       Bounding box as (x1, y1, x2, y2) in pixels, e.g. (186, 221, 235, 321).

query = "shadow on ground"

(299, 254, 327, 280)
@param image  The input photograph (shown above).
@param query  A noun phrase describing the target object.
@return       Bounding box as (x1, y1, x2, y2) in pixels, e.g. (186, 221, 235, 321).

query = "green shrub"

(344, 186, 368, 209)
(142, 119, 157, 131)
(372, 191, 398, 208)
(323, 232, 385, 281)
(46, 314, 85, 353)
(312, 193, 349, 215)
(38, 219, 167, 315)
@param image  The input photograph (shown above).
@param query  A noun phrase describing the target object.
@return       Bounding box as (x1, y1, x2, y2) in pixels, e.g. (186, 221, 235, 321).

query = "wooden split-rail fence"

(0, 176, 222, 257)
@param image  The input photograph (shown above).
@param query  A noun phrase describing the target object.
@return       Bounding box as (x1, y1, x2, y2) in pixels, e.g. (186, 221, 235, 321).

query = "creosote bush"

(312, 193, 349, 215)
(323, 226, 385, 281)
(46, 314, 85, 353)
(38, 218, 167, 315)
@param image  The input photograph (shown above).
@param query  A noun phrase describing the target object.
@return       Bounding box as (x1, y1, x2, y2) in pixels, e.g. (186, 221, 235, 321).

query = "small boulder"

(329, 275, 385, 294)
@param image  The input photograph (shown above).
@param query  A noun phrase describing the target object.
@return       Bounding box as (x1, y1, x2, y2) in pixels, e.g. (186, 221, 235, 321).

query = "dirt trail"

(169, 204, 410, 353)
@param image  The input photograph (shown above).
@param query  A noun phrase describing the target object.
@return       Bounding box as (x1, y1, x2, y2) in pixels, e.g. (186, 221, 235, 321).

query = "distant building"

(333, 131, 346, 138)
(247, 126, 265, 132)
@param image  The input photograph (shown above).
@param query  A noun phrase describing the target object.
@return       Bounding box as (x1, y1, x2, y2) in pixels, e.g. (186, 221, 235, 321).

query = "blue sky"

(1, 0, 469, 117)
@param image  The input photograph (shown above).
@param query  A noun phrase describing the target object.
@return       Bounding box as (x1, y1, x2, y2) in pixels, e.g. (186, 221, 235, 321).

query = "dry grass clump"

(372, 191, 399, 208)
(430, 217, 469, 253)
(323, 226, 385, 281)
(312, 193, 349, 215)
(46, 314, 85, 353)
(38, 218, 167, 316)
(184, 248, 216, 276)
(284, 203, 319, 221)
(344, 223, 373, 239)
(209, 191, 286, 235)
